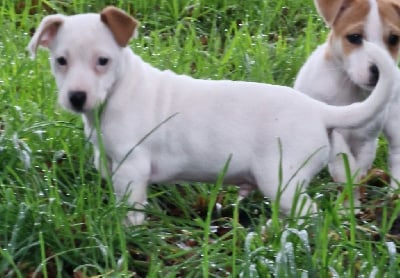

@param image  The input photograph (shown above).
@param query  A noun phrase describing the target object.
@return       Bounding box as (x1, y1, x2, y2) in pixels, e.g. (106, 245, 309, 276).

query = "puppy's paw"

(124, 211, 145, 226)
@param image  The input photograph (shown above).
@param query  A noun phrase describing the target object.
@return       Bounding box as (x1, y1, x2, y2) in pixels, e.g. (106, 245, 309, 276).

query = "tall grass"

(0, 0, 399, 277)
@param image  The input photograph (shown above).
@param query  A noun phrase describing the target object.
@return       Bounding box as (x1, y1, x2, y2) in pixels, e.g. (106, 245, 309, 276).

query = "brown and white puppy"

(295, 0, 400, 189)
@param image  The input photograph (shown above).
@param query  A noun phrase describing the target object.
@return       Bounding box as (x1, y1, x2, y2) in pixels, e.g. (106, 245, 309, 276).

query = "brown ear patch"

(379, 0, 400, 59)
(100, 6, 139, 47)
(315, 0, 354, 26)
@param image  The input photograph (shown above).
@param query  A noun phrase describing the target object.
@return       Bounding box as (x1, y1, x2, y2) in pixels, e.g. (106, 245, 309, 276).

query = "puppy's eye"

(56, 56, 67, 66)
(346, 34, 363, 45)
(388, 34, 399, 46)
(98, 57, 109, 66)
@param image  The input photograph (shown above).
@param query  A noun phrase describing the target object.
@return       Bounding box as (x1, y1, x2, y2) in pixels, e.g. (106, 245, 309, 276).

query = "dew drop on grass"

(33, 130, 45, 139)
(244, 232, 256, 251)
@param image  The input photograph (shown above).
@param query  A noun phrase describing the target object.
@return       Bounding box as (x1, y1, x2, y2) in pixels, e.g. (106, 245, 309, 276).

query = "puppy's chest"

(82, 117, 118, 157)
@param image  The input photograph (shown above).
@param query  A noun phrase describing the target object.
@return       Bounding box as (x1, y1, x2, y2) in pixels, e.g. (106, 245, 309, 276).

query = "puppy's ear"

(314, 0, 353, 27)
(27, 15, 65, 58)
(100, 6, 139, 47)
(390, 0, 400, 16)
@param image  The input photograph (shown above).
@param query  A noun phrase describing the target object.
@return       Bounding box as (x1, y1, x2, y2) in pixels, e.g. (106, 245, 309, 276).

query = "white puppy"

(295, 0, 400, 187)
(28, 6, 399, 224)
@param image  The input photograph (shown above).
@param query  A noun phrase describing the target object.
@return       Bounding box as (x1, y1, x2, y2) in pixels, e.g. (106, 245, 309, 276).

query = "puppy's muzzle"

(369, 64, 379, 87)
(69, 90, 87, 112)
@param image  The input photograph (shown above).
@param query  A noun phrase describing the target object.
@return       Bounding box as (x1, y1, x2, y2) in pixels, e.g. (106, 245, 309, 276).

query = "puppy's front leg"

(387, 146, 400, 187)
(112, 160, 150, 225)
(328, 130, 358, 182)
(353, 139, 377, 178)
(384, 135, 400, 188)
(328, 130, 365, 209)
(93, 147, 112, 178)
(383, 111, 400, 189)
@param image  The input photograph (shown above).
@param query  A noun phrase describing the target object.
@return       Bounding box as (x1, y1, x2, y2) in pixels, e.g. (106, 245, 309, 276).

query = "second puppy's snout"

(69, 90, 87, 111)
(369, 64, 379, 86)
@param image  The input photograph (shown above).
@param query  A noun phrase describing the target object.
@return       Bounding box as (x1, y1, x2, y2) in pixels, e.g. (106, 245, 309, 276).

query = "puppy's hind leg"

(255, 171, 316, 223)
(278, 178, 317, 220)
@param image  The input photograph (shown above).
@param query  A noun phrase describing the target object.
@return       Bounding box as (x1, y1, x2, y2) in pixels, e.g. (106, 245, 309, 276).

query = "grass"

(0, 0, 399, 277)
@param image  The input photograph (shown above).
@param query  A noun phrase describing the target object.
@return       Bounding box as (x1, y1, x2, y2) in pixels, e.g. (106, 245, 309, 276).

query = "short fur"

(28, 6, 399, 224)
(295, 0, 400, 187)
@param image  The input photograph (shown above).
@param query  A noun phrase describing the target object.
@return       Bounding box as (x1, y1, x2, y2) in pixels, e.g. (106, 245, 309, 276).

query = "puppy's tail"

(322, 41, 399, 129)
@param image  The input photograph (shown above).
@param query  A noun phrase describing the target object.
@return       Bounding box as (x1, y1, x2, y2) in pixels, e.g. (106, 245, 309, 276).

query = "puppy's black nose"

(369, 64, 379, 86)
(69, 91, 87, 111)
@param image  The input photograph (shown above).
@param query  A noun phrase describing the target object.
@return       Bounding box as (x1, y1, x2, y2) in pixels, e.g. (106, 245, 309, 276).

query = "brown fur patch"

(319, 0, 400, 58)
(379, 0, 400, 59)
(330, 0, 370, 56)
(315, 0, 353, 26)
(100, 6, 139, 47)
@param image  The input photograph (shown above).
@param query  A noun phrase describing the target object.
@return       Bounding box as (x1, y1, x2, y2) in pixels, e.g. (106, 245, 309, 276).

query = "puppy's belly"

(149, 161, 256, 186)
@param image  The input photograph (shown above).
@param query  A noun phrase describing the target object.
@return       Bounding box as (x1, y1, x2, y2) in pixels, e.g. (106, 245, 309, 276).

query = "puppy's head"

(316, 0, 400, 90)
(28, 6, 139, 113)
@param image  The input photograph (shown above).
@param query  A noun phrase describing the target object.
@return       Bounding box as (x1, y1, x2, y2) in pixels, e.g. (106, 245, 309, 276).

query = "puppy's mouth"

(359, 83, 376, 91)
(359, 80, 377, 91)
(355, 64, 379, 91)
(69, 106, 86, 113)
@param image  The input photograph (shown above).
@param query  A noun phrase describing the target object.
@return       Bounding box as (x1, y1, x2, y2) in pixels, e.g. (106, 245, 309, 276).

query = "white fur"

(295, 0, 400, 187)
(28, 8, 399, 224)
